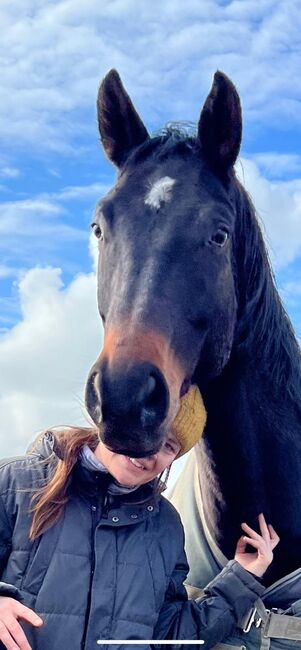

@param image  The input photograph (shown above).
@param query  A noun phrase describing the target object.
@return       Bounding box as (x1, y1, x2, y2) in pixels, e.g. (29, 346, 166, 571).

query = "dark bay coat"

(0, 433, 264, 650)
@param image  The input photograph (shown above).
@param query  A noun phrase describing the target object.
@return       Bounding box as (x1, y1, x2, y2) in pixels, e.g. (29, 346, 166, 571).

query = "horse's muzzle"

(85, 360, 169, 456)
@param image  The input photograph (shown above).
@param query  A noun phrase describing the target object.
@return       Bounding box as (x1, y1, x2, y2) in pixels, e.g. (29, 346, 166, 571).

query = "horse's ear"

(97, 69, 149, 167)
(198, 71, 242, 173)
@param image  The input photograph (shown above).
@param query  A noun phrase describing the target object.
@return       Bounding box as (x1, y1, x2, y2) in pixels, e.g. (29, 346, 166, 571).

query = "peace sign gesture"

(235, 513, 280, 578)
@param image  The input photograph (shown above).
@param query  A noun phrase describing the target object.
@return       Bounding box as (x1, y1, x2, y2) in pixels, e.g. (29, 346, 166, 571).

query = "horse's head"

(85, 69, 242, 457)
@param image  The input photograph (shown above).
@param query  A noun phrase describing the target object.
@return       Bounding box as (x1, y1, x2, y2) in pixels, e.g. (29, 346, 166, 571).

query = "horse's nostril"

(85, 370, 101, 423)
(92, 371, 101, 400)
(138, 369, 168, 428)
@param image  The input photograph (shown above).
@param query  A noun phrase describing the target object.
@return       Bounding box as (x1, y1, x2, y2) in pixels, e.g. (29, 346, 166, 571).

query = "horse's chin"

(99, 424, 163, 458)
(105, 446, 160, 459)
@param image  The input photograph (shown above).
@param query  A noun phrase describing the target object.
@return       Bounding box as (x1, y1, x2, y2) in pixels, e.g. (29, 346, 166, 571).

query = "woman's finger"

(268, 524, 280, 543)
(241, 522, 262, 541)
(6, 617, 32, 650)
(0, 620, 21, 650)
(270, 535, 280, 550)
(235, 536, 247, 554)
(240, 536, 262, 551)
(15, 603, 42, 628)
(258, 513, 270, 543)
(243, 536, 274, 562)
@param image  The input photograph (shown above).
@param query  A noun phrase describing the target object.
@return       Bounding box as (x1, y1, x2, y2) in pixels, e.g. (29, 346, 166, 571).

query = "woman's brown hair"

(29, 426, 99, 540)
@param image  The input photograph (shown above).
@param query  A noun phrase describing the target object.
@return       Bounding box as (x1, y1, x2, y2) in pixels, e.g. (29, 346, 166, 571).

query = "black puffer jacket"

(0, 432, 264, 650)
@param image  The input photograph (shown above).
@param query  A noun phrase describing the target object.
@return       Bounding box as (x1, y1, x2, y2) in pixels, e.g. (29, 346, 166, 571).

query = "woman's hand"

(234, 513, 280, 578)
(0, 597, 43, 650)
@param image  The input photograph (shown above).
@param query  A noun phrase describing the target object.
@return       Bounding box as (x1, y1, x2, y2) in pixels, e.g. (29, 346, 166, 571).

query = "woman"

(0, 386, 279, 650)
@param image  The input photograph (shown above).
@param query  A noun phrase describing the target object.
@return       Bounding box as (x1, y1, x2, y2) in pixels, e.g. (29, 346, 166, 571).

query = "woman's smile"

(94, 435, 181, 486)
(128, 457, 147, 470)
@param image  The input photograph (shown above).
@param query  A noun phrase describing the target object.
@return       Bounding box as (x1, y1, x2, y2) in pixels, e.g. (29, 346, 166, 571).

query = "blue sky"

(0, 0, 301, 457)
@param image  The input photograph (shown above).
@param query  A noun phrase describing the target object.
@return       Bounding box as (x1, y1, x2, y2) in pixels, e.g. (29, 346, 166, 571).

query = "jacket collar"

(27, 430, 161, 511)
(70, 458, 158, 506)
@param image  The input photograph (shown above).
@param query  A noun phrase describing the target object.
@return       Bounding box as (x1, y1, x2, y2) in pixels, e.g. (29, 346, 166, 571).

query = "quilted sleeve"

(154, 547, 265, 647)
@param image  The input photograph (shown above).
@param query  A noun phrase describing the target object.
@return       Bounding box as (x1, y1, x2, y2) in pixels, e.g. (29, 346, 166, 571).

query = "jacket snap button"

(130, 514, 138, 519)
(112, 516, 119, 522)
(147, 505, 154, 512)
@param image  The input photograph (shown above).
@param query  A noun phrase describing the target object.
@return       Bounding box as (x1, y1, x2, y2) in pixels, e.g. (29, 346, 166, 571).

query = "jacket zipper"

(102, 494, 109, 518)
(81, 499, 101, 649)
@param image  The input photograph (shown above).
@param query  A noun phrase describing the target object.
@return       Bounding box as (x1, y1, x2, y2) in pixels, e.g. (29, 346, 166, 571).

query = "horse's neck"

(199, 352, 301, 583)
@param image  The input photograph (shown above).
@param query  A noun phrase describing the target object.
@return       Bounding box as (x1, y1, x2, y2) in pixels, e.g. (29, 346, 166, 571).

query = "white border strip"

(96, 642, 204, 645)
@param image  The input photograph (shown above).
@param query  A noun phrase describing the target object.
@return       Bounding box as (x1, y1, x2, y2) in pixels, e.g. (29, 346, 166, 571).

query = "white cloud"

(0, 188, 93, 267)
(1, 0, 301, 149)
(0, 198, 64, 234)
(0, 265, 20, 279)
(279, 278, 301, 324)
(0, 263, 102, 457)
(0, 180, 108, 334)
(0, 166, 20, 179)
(281, 280, 301, 299)
(0, 182, 109, 237)
(251, 153, 301, 179)
(0, 296, 20, 330)
(237, 157, 301, 269)
(54, 182, 110, 202)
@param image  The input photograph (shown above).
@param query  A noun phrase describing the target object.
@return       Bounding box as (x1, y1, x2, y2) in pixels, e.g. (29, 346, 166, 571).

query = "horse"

(85, 68, 301, 588)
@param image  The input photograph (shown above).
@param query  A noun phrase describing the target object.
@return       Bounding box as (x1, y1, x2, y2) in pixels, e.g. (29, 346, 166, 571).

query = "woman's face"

(94, 432, 181, 487)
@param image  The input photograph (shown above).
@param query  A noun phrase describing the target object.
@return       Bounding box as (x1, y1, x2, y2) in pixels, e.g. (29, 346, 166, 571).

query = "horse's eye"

(91, 223, 103, 240)
(211, 228, 229, 247)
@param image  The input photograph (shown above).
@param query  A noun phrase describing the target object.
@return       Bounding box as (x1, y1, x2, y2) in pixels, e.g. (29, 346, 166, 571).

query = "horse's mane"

(233, 181, 301, 405)
(128, 124, 301, 405)
(129, 123, 198, 164)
